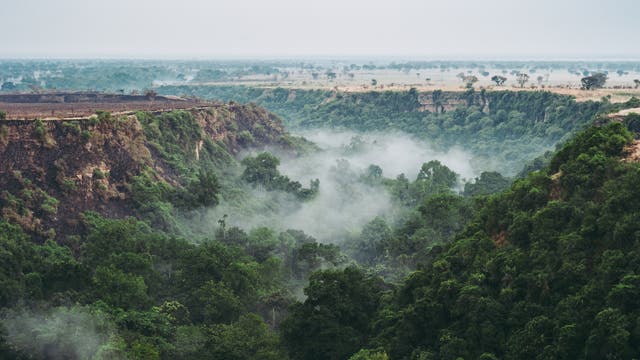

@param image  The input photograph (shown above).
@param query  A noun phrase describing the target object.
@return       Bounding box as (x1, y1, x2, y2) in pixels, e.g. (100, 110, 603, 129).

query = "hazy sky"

(1, 0, 638, 59)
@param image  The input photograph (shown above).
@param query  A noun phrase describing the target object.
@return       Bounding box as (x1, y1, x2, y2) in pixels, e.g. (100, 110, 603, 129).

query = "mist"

(1, 305, 120, 359)
(288, 129, 476, 182)
(184, 129, 477, 243)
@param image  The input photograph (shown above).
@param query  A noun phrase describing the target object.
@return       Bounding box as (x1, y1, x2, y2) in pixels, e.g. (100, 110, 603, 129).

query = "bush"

(34, 119, 46, 138)
(61, 179, 77, 192)
(93, 168, 106, 180)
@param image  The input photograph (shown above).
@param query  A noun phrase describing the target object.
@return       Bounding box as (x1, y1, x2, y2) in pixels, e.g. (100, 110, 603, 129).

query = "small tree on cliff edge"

(491, 75, 507, 86)
(516, 73, 529, 88)
(581, 73, 607, 90)
(145, 89, 157, 100)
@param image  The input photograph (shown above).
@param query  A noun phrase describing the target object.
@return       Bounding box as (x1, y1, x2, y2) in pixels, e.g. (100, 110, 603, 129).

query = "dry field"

(199, 67, 640, 103)
(0, 93, 213, 120)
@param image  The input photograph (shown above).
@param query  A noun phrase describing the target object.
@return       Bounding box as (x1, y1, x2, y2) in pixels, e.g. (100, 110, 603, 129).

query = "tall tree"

(517, 73, 530, 88)
(491, 75, 507, 86)
(581, 73, 608, 90)
(280, 267, 385, 360)
(463, 75, 479, 88)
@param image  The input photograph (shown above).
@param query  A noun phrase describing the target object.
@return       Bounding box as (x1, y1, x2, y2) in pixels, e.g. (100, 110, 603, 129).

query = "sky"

(1, 0, 638, 59)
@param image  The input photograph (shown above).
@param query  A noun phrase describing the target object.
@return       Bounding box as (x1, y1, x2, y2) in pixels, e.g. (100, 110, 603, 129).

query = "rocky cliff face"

(0, 104, 294, 240)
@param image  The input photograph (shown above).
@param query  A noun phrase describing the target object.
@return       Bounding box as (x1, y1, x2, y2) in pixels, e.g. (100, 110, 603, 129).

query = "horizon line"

(2, 55, 640, 62)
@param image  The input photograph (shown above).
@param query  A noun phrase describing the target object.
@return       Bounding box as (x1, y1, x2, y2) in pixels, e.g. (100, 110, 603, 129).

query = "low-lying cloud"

(1, 305, 119, 359)
(185, 129, 478, 243)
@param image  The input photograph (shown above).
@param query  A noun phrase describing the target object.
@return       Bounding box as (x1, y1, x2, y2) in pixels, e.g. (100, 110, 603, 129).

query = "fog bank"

(2, 306, 118, 359)
(186, 129, 478, 242)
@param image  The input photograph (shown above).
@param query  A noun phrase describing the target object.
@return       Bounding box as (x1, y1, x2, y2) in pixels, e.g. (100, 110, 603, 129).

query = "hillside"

(2, 0, 640, 358)
(0, 92, 209, 120)
(281, 116, 640, 360)
(2, 90, 640, 359)
(159, 85, 630, 175)
(0, 99, 334, 360)
(0, 103, 296, 240)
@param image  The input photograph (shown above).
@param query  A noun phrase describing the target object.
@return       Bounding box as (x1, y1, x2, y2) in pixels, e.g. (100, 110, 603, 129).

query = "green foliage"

(581, 73, 608, 90)
(92, 265, 150, 310)
(188, 280, 242, 323)
(34, 119, 46, 139)
(349, 348, 389, 360)
(365, 122, 640, 359)
(160, 86, 610, 175)
(128, 170, 178, 231)
(173, 169, 221, 209)
(61, 179, 77, 192)
(62, 121, 82, 135)
(0, 212, 301, 358)
(129, 340, 161, 360)
(382, 160, 459, 208)
(0, 221, 88, 306)
(550, 122, 632, 173)
(352, 217, 392, 264)
(281, 267, 385, 360)
(1, 305, 125, 359)
(137, 110, 204, 175)
(414, 160, 458, 197)
(93, 168, 106, 180)
(385, 193, 475, 268)
(4, 67, 640, 359)
(464, 171, 511, 196)
(241, 152, 319, 200)
(271, 229, 345, 282)
(198, 313, 286, 359)
(241, 152, 281, 186)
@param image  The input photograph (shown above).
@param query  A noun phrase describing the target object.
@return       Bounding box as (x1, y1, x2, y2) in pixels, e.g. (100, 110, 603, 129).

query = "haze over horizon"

(2, 0, 639, 59)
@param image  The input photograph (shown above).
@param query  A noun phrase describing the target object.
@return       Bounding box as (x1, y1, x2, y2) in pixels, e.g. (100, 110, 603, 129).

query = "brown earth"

(0, 92, 212, 120)
(0, 102, 292, 241)
(201, 79, 640, 103)
(623, 140, 640, 163)
(609, 107, 640, 119)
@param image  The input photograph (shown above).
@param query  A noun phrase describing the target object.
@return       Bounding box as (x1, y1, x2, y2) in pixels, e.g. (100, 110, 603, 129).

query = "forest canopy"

(1, 86, 640, 359)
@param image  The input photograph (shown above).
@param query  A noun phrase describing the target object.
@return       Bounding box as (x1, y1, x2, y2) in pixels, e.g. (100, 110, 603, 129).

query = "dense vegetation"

(158, 86, 621, 175)
(282, 120, 640, 359)
(0, 109, 342, 359)
(2, 60, 639, 93)
(2, 85, 640, 359)
(0, 214, 335, 359)
(241, 152, 319, 200)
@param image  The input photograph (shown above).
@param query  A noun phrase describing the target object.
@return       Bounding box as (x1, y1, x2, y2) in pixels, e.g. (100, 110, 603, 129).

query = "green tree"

(92, 265, 150, 310)
(241, 152, 281, 186)
(176, 169, 220, 209)
(354, 217, 392, 264)
(410, 160, 457, 201)
(464, 171, 511, 196)
(188, 280, 242, 324)
(581, 73, 607, 90)
(491, 75, 507, 86)
(241, 152, 318, 200)
(199, 314, 286, 360)
(349, 349, 389, 360)
(585, 308, 631, 359)
(281, 267, 384, 360)
(517, 73, 530, 88)
(463, 75, 479, 88)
